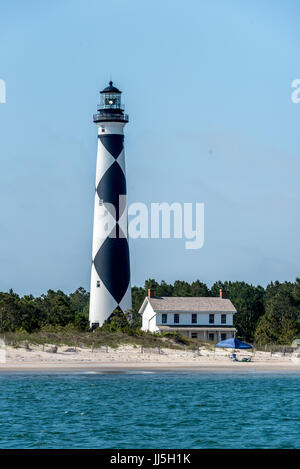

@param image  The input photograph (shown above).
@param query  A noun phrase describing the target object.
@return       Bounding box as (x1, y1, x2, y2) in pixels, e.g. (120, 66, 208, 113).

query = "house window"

(209, 333, 215, 341)
(221, 314, 226, 324)
(209, 314, 215, 324)
(174, 314, 179, 324)
(221, 333, 227, 341)
(96, 281, 100, 288)
(191, 332, 198, 339)
(192, 313, 197, 324)
(162, 314, 167, 324)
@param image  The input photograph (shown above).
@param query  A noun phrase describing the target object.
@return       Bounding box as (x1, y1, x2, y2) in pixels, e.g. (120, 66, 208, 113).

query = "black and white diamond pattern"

(89, 132, 131, 326)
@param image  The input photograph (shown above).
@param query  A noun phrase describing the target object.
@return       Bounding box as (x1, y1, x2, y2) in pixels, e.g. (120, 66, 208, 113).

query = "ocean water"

(0, 371, 300, 449)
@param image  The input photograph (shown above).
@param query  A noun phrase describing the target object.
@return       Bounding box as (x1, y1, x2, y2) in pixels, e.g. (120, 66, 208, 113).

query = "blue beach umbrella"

(215, 338, 253, 349)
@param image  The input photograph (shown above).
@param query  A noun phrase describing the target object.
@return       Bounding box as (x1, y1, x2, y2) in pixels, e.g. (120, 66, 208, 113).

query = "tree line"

(0, 279, 300, 345)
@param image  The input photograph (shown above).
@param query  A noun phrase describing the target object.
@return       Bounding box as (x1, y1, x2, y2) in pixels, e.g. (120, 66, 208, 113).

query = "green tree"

(19, 295, 43, 332)
(173, 280, 192, 296)
(255, 283, 300, 345)
(101, 307, 131, 332)
(35, 290, 75, 327)
(144, 279, 174, 297)
(0, 290, 21, 332)
(73, 312, 89, 331)
(210, 281, 265, 341)
(126, 309, 142, 329)
(292, 278, 300, 303)
(190, 280, 210, 297)
(69, 287, 89, 316)
(132, 286, 147, 314)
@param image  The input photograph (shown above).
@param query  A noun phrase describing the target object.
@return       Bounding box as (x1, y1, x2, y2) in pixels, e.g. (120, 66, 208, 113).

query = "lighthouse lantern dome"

(100, 81, 122, 110)
(94, 80, 128, 124)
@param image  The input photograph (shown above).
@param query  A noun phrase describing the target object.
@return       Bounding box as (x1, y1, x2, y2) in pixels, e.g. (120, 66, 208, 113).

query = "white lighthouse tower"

(89, 81, 131, 328)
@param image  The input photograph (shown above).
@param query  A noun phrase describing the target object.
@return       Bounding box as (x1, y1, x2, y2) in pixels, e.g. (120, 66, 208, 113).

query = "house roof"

(146, 296, 236, 313)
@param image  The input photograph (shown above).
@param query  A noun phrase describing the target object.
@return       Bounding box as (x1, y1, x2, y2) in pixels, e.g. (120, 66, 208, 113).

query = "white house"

(139, 288, 237, 342)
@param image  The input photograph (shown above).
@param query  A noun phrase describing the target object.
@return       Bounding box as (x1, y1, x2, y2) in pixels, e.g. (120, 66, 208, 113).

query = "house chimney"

(148, 288, 155, 298)
(220, 288, 226, 299)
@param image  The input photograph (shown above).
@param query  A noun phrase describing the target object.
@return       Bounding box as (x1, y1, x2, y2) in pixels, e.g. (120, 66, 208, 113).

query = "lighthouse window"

(105, 97, 116, 106)
(96, 281, 100, 288)
(101, 94, 121, 109)
(101, 127, 105, 132)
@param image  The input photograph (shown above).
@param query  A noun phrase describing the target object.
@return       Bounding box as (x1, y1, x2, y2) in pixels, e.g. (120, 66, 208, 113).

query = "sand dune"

(1, 344, 300, 372)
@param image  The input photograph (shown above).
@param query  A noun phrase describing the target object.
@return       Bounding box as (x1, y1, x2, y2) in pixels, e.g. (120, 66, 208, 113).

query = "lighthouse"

(89, 81, 131, 328)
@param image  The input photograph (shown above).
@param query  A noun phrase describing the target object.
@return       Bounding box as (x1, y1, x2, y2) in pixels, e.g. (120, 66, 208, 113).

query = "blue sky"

(0, 0, 299, 295)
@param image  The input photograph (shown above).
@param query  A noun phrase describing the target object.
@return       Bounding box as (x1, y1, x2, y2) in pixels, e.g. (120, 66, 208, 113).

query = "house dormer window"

(209, 314, 215, 324)
(192, 313, 197, 324)
(162, 314, 167, 324)
(174, 314, 179, 324)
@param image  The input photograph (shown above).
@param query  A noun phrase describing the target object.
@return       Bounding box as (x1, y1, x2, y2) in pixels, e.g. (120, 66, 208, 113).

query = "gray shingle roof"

(148, 297, 236, 313)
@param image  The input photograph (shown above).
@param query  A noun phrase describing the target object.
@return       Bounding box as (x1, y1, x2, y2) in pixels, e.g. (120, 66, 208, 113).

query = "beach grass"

(0, 328, 208, 351)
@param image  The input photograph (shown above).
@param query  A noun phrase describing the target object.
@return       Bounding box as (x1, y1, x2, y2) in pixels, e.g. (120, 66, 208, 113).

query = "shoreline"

(1, 343, 300, 374)
(1, 361, 300, 373)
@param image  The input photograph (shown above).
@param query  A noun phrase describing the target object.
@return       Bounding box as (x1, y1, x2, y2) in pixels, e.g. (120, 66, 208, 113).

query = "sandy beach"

(1, 343, 300, 372)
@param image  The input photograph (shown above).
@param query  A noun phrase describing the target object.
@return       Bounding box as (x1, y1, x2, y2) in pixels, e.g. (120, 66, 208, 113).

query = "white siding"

(155, 312, 233, 326)
(141, 301, 159, 332)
